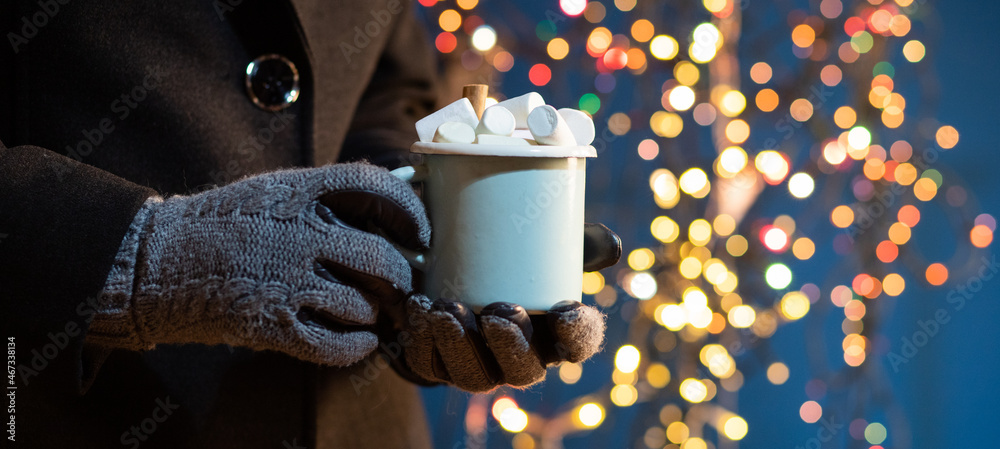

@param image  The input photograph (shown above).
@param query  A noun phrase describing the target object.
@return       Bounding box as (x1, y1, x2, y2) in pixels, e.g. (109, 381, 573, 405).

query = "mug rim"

(411, 142, 597, 158)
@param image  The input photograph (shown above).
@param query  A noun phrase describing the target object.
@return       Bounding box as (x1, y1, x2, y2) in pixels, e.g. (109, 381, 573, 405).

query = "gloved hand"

(93, 162, 620, 392)
(92, 162, 429, 365)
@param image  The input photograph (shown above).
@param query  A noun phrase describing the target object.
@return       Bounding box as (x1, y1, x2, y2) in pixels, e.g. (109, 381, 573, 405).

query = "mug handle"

(389, 164, 429, 271)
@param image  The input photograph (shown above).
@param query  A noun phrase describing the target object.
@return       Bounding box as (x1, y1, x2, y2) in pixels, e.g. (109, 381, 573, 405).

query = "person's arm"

(338, 1, 438, 168)
(0, 141, 155, 394)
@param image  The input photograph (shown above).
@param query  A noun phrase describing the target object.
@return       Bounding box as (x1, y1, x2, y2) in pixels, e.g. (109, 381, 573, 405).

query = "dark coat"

(0, 0, 439, 447)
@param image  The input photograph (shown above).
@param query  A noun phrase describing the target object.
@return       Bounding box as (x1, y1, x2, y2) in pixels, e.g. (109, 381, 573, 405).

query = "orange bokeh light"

(876, 240, 898, 263)
(898, 205, 920, 227)
(925, 263, 948, 286)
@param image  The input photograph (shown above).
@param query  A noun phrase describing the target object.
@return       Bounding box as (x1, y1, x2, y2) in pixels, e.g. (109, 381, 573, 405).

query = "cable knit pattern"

(93, 163, 430, 366)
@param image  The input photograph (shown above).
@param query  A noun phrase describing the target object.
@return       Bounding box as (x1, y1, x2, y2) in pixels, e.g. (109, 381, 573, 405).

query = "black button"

(245, 54, 300, 111)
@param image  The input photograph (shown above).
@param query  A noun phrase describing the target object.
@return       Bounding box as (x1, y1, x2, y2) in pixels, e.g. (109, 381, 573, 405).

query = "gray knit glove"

(92, 162, 614, 391)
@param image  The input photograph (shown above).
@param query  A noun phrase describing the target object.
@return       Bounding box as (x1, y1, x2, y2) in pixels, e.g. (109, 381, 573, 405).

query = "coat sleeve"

(0, 141, 155, 394)
(338, 1, 439, 168)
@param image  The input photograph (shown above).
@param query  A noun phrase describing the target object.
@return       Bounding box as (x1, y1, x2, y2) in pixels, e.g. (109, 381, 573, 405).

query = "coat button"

(245, 54, 300, 111)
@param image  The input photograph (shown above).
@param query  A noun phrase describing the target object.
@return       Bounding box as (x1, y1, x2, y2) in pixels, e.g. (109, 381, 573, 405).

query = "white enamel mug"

(390, 142, 597, 312)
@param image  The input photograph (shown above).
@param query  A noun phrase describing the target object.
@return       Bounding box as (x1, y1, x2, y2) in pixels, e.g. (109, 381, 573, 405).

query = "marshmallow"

(415, 98, 479, 142)
(496, 92, 545, 128)
(511, 128, 533, 140)
(558, 108, 596, 146)
(433, 121, 476, 144)
(475, 105, 516, 137)
(475, 134, 531, 146)
(527, 105, 577, 146)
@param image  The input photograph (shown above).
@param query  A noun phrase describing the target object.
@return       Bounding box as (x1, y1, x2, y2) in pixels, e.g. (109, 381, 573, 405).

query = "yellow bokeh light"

(680, 378, 708, 403)
(582, 271, 605, 295)
(674, 61, 700, 86)
(456, 0, 478, 9)
(650, 168, 680, 208)
(766, 362, 789, 385)
(650, 111, 683, 138)
(647, 363, 671, 388)
(890, 14, 911, 36)
(780, 291, 810, 320)
(689, 42, 717, 63)
(889, 222, 912, 245)
(576, 403, 604, 428)
(650, 35, 679, 60)
(914, 177, 938, 201)
(492, 397, 517, 421)
(834, 106, 857, 129)
(894, 163, 918, 185)
(936, 125, 960, 149)
(547, 38, 569, 60)
(713, 214, 737, 236)
(726, 235, 748, 257)
(823, 140, 848, 165)
(559, 362, 583, 384)
(703, 0, 728, 13)
(788, 172, 815, 199)
(471, 25, 497, 52)
(831, 205, 855, 228)
(651, 216, 680, 242)
(724, 416, 749, 440)
(511, 433, 534, 449)
(615, 345, 641, 373)
(669, 86, 697, 111)
(682, 437, 708, 449)
(728, 305, 756, 328)
(628, 248, 656, 271)
(610, 384, 638, 407)
(701, 344, 735, 378)
(848, 126, 872, 150)
(720, 292, 742, 312)
(612, 367, 637, 386)
(438, 9, 462, 32)
(587, 27, 613, 55)
(718, 146, 748, 177)
(883, 273, 905, 296)
(692, 22, 722, 48)
(703, 259, 728, 285)
(666, 421, 690, 444)
(725, 119, 750, 143)
(679, 168, 710, 198)
(625, 272, 657, 300)
(719, 90, 747, 117)
(689, 219, 713, 246)
(631, 19, 654, 42)
(660, 304, 687, 330)
(499, 407, 529, 432)
(903, 40, 925, 62)
(679, 257, 703, 280)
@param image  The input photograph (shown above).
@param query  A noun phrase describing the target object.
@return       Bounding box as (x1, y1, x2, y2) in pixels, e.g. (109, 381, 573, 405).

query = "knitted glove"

(333, 224, 622, 393)
(91, 162, 430, 366)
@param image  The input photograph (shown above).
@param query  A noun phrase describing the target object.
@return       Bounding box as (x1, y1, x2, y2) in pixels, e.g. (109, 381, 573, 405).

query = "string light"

(413, 1, 991, 447)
